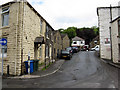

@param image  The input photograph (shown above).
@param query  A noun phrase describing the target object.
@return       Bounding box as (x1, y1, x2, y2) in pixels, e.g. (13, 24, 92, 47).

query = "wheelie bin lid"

(24, 60, 34, 63)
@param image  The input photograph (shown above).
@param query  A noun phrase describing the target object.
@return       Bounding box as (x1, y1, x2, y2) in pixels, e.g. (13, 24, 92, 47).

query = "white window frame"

(46, 46, 49, 58)
(39, 46, 42, 58)
(1, 7, 9, 27)
(46, 26, 49, 38)
(40, 19, 43, 33)
(104, 38, 110, 45)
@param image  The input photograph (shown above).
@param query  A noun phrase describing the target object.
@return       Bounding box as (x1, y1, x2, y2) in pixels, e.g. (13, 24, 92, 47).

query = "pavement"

(95, 50, 120, 69)
(101, 59, 120, 69)
(5, 59, 65, 79)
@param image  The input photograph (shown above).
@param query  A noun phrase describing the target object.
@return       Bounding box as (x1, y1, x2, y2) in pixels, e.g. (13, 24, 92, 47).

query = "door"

(34, 44, 38, 59)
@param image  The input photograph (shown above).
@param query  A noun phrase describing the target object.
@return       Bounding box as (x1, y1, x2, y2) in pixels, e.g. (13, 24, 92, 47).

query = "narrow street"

(2, 51, 119, 88)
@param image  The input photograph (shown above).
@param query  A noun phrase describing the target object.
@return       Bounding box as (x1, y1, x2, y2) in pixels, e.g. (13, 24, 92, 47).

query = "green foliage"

(76, 27, 99, 45)
(60, 27, 77, 40)
(58, 26, 99, 45)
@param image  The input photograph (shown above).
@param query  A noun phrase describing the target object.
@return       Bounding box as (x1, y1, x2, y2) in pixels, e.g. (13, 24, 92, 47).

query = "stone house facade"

(97, 6, 120, 60)
(53, 31, 62, 60)
(45, 24, 54, 66)
(71, 36, 85, 47)
(90, 36, 99, 48)
(61, 33, 70, 50)
(0, 0, 54, 75)
(110, 16, 120, 63)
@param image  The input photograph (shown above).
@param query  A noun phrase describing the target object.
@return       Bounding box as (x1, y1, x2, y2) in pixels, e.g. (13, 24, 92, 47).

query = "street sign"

(0, 38, 7, 75)
(0, 38, 7, 46)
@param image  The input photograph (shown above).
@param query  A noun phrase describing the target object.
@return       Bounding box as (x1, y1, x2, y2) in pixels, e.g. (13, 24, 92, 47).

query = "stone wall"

(111, 19, 119, 63)
(98, 7, 118, 60)
(0, 1, 47, 75)
(62, 35, 70, 50)
(53, 31, 62, 60)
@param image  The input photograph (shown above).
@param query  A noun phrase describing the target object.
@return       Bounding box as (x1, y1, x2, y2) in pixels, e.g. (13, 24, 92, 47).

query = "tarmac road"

(2, 51, 119, 88)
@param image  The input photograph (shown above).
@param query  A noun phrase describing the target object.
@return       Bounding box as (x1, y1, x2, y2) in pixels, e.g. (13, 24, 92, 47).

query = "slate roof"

(61, 34, 67, 39)
(72, 36, 84, 41)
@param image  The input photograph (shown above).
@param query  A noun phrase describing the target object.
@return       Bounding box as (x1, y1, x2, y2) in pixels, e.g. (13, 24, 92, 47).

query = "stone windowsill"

(0, 26, 10, 29)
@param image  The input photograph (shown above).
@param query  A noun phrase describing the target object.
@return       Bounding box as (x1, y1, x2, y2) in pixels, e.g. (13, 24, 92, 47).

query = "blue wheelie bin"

(24, 60, 34, 74)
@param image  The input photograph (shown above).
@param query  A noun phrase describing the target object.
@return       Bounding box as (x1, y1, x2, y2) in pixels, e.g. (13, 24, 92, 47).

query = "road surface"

(2, 51, 119, 88)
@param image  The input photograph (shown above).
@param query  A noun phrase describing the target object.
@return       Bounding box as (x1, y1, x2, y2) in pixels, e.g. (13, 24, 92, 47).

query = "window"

(94, 41, 97, 44)
(2, 7, 9, 26)
(46, 46, 48, 57)
(54, 48, 56, 54)
(81, 41, 83, 44)
(39, 46, 42, 58)
(105, 38, 110, 44)
(40, 19, 43, 33)
(54, 36, 56, 43)
(46, 25, 49, 38)
(118, 20, 120, 37)
(73, 41, 77, 44)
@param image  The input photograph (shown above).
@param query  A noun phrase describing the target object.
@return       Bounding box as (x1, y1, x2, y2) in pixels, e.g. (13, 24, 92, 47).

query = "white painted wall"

(111, 19, 119, 63)
(98, 7, 118, 60)
(72, 40, 85, 47)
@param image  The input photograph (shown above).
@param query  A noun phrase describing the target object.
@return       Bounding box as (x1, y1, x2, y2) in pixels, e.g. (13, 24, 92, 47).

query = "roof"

(0, 0, 54, 31)
(110, 16, 120, 23)
(92, 36, 99, 41)
(53, 30, 59, 35)
(72, 36, 84, 41)
(97, 6, 120, 16)
(34, 37, 44, 44)
(61, 34, 67, 39)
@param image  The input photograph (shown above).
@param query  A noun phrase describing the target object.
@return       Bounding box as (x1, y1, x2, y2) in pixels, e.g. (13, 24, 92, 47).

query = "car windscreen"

(73, 47, 78, 49)
(66, 48, 71, 50)
(61, 51, 69, 54)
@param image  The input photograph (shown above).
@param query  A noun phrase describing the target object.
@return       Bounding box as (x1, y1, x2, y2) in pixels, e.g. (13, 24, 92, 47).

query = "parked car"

(72, 46, 79, 53)
(91, 45, 99, 51)
(60, 50, 72, 60)
(81, 45, 89, 51)
(66, 47, 74, 55)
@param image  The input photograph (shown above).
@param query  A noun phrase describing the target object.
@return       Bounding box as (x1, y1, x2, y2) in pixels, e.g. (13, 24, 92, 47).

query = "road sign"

(0, 38, 7, 46)
(0, 38, 7, 75)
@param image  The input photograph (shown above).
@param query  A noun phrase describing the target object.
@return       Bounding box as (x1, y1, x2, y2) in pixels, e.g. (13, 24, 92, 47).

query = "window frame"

(1, 7, 9, 27)
(40, 19, 43, 33)
(104, 38, 110, 44)
(46, 25, 49, 38)
(46, 46, 49, 58)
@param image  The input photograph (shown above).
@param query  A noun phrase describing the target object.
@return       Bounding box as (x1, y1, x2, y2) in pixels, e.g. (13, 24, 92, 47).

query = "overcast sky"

(0, 0, 120, 29)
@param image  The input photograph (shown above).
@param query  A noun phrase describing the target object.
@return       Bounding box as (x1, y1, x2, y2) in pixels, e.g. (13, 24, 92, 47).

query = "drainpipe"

(15, 3, 19, 75)
(110, 4, 113, 61)
(21, 1, 24, 75)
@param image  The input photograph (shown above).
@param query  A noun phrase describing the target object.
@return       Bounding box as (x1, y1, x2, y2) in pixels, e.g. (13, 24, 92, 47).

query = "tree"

(76, 27, 98, 45)
(58, 26, 99, 45)
(60, 27, 77, 40)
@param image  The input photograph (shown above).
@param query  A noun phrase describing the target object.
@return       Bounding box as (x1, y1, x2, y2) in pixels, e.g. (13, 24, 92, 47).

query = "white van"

(91, 45, 99, 51)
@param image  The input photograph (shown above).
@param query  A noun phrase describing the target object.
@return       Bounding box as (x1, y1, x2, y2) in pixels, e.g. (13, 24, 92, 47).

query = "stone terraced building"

(0, 0, 58, 75)
(97, 6, 120, 60)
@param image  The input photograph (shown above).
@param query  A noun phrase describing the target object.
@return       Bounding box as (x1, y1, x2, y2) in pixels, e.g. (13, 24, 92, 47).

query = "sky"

(0, 0, 120, 30)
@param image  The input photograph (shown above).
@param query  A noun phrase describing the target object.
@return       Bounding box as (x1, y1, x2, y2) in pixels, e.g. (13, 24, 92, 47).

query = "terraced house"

(0, 0, 55, 75)
(61, 33, 70, 50)
(53, 31, 62, 60)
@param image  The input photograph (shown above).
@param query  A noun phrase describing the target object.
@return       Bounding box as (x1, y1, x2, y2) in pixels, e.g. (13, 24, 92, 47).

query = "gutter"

(21, 1, 24, 75)
(110, 5, 113, 61)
